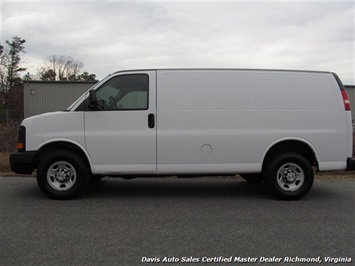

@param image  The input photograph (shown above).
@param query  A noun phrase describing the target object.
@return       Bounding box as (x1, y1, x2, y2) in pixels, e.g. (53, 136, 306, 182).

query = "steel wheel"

(264, 152, 314, 200)
(37, 150, 90, 199)
(276, 163, 304, 191)
(47, 161, 77, 191)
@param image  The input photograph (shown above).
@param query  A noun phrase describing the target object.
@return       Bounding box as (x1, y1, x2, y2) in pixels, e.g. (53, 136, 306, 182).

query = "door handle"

(148, 113, 155, 128)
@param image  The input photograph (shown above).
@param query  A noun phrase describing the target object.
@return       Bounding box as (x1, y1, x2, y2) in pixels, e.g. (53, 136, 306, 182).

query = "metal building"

(24, 81, 97, 118)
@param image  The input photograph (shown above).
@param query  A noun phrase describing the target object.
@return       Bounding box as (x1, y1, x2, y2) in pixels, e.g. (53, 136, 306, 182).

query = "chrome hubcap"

(276, 163, 304, 191)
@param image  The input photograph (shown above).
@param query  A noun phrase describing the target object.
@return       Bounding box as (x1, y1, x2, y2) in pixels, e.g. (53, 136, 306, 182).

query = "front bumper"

(346, 157, 355, 171)
(10, 152, 37, 174)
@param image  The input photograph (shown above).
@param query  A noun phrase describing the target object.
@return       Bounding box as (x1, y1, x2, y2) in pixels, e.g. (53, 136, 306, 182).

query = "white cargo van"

(10, 69, 355, 200)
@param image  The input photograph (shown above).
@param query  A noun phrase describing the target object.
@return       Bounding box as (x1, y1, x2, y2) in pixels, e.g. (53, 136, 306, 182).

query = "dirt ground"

(2, 152, 354, 179)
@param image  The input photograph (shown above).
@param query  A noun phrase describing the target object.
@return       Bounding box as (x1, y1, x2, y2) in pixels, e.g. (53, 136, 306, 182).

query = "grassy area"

(0, 153, 10, 172)
(1, 152, 354, 179)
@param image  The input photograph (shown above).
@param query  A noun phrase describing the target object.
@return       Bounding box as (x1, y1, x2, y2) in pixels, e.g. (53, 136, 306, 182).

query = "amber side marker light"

(17, 126, 26, 152)
(16, 142, 25, 151)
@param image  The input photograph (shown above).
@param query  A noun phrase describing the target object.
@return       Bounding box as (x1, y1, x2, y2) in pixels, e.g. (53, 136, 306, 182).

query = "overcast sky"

(1, 0, 354, 84)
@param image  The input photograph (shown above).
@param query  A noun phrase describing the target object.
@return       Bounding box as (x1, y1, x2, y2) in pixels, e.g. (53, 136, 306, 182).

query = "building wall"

(24, 81, 97, 118)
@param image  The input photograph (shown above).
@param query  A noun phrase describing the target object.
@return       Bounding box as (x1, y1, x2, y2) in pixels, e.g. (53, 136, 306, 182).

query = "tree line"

(0, 36, 97, 114)
(38, 55, 96, 82)
(0, 36, 97, 89)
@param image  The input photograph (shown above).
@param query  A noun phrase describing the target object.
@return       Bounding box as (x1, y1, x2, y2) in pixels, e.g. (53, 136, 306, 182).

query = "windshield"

(66, 74, 113, 111)
(66, 90, 90, 110)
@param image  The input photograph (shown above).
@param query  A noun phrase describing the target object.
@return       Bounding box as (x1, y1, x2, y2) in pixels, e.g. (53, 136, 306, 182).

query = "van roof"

(113, 68, 334, 75)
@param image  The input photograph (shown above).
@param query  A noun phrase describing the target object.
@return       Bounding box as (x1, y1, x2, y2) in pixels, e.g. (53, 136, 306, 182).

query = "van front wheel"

(37, 150, 90, 200)
(264, 153, 314, 200)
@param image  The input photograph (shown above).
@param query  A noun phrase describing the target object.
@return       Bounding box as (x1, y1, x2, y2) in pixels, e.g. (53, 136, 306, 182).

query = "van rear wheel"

(264, 153, 314, 200)
(37, 150, 90, 200)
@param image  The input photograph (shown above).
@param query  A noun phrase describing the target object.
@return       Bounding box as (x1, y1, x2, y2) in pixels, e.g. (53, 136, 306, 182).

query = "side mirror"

(88, 90, 97, 109)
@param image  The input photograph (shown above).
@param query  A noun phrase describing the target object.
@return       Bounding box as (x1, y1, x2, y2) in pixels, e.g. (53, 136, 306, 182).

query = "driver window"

(95, 74, 149, 110)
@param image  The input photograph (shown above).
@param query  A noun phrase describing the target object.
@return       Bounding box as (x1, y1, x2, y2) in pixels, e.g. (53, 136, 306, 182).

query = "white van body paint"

(20, 69, 352, 175)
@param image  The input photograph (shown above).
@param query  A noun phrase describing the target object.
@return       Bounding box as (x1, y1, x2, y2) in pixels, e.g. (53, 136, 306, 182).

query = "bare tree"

(38, 55, 84, 81)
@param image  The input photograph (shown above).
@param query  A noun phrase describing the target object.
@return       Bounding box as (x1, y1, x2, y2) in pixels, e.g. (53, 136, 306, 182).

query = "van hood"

(22, 111, 66, 126)
(21, 111, 85, 151)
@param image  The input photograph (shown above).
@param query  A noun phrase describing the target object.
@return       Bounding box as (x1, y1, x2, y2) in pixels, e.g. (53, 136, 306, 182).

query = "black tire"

(264, 153, 314, 200)
(90, 175, 105, 182)
(240, 173, 263, 183)
(37, 150, 90, 200)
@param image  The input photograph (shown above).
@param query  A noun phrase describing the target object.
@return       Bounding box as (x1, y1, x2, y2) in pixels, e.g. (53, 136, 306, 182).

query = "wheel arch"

(262, 138, 319, 171)
(34, 140, 93, 174)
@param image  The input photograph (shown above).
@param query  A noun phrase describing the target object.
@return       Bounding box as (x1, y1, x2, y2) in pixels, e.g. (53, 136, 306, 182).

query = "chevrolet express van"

(10, 69, 355, 200)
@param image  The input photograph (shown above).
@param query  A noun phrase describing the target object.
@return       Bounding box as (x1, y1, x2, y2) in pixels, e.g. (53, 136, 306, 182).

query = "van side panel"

(156, 70, 348, 174)
(252, 72, 348, 170)
(157, 70, 259, 174)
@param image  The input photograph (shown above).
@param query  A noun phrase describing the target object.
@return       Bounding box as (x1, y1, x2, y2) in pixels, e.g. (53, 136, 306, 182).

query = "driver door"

(84, 71, 157, 174)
